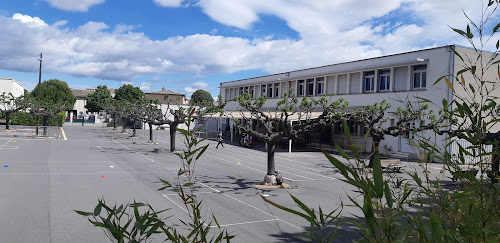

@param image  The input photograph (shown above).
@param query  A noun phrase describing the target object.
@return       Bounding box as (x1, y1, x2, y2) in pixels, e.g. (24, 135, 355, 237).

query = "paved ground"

(0, 126, 450, 242)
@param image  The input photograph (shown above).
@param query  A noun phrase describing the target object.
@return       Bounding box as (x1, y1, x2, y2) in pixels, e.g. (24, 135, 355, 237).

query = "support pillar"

(289, 139, 292, 153)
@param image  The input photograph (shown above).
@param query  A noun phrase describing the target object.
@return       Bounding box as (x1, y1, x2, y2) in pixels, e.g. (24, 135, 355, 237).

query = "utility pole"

(36, 53, 42, 137)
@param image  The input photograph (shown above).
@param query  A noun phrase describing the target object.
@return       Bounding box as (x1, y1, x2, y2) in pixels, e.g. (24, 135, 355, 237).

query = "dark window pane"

(414, 73, 420, 88)
(422, 72, 426, 87)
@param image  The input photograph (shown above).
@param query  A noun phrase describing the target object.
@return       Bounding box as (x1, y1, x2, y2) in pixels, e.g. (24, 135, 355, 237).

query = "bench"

(381, 159, 402, 173)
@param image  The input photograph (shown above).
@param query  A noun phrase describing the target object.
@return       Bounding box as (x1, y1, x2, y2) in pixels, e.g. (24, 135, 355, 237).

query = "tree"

(30, 79, 76, 129)
(234, 92, 348, 185)
(0, 92, 29, 130)
(135, 101, 165, 144)
(190, 89, 214, 106)
(114, 84, 146, 134)
(85, 85, 112, 113)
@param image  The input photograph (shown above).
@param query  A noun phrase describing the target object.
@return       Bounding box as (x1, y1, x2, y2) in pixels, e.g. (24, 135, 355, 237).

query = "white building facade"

(219, 45, 499, 159)
(0, 78, 24, 97)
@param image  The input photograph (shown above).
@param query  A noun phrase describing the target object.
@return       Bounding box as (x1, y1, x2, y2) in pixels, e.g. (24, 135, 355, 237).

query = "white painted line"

(162, 195, 188, 213)
(60, 127, 67, 140)
(114, 141, 155, 163)
(210, 219, 279, 228)
(206, 150, 312, 180)
(97, 146, 105, 152)
(203, 153, 296, 181)
(212, 149, 337, 180)
(199, 182, 302, 230)
(0, 171, 167, 175)
(0, 146, 19, 150)
(0, 139, 12, 149)
(161, 191, 215, 196)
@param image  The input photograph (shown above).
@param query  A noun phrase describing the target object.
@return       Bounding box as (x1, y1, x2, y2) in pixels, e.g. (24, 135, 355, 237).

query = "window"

(297, 80, 305, 96)
(268, 84, 273, 98)
(379, 70, 390, 91)
(413, 65, 427, 89)
(364, 71, 375, 92)
(249, 86, 254, 98)
(316, 77, 324, 95)
(306, 78, 314, 96)
(164, 95, 168, 100)
(239, 87, 244, 95)
(244, 86, 249, 94)
(261, 84, 267, 97)
(275, 83, 280, 98)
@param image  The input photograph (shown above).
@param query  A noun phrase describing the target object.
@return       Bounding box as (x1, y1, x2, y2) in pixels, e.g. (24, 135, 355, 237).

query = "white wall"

(0, 78, 24, 97)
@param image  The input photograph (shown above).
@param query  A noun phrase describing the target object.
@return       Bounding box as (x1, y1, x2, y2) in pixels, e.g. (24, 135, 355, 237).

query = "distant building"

(69, 88, 115, 122)
(0, 77, 24, 97)
(146, 86, 186, 104)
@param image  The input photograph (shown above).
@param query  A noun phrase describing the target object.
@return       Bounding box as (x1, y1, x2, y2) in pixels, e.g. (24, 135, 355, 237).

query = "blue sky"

(0, 0, 498, 98)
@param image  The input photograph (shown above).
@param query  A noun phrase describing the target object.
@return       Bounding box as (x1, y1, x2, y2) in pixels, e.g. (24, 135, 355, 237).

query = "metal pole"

(36, 53, 42, 137)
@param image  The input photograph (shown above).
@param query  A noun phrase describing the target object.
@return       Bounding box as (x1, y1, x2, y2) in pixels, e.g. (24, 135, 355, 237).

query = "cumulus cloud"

(184, 81, 208, 93)
(0, 1, 498, 86)
(140, 82, 152, 91)
(42, 0, 105, 12)
(154, 0, 184, 7)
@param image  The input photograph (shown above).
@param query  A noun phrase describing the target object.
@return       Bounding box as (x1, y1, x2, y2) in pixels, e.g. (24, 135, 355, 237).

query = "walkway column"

(230, 121, 234, 142)
(70, 111, 73, 124)
(289, 121, 293, 153)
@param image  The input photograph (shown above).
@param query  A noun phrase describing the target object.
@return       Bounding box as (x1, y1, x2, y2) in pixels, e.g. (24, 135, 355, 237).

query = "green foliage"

(31, 79, 76, 114)
(190, 89, 214, 106)
(114, 84, 145, 103)
(86, 85, 113, 113)
(4, 111, 65, 127)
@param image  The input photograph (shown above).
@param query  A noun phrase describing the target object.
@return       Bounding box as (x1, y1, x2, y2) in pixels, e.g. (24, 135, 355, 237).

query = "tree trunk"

(113, 113, 117, 129)
(170, 124, 177, 152)
(267, 143, 276, 175)
(5, 113, 10, 130)
(42, 115, 48, 136)
(121, 117, 127, 133)
(368, 139, 381, 168)
(492, 142, 500, 183)
(132, 118, 137, 137)
(149, 123, 153, 143)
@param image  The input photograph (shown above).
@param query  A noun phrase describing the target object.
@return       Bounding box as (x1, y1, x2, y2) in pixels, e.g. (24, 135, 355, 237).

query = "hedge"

(1, 111, 66, 127)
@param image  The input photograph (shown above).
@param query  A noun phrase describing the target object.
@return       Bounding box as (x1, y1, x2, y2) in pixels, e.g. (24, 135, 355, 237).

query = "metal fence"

(449, 139, 492, 165)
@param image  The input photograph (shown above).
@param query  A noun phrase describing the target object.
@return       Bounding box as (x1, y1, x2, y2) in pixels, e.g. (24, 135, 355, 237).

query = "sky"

(0, 0, 498, 98)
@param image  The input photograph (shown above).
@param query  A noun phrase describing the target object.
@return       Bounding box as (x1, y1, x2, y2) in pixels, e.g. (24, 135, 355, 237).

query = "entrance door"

(399, 121, 415, 152)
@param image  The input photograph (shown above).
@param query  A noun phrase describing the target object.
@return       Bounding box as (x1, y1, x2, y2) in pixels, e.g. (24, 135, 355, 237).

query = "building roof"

(146, 86, 184, 96)
(71, 88, 115, 98)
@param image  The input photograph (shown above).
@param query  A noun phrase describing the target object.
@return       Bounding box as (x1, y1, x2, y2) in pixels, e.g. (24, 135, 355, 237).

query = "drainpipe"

(448, 45, 456, 156)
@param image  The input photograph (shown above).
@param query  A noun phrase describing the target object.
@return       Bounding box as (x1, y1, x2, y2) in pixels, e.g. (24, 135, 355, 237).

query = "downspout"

(448, 45, 456, 156)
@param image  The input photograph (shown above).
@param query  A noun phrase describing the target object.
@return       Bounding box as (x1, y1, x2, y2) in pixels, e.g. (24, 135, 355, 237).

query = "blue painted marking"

(4, 165, 8, 167)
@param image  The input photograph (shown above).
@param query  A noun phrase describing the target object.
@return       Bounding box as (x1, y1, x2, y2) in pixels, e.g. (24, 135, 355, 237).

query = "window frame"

(379, 70, 390, 91)
(316, 77, 325, 95)
(306, 78, 314, 96)
(364, 71, 375, 92)
(261, 84, 267, 97)
(297, 80, 305, 96)
(412, 65, 427, 89)
(274, 83, 280, 98)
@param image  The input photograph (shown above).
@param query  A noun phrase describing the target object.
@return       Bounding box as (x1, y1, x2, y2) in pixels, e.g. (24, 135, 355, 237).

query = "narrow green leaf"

(74, 210, 93, 217)
(494, 22, 500, 32)
(261, 195, 310, 219)
(324, 152, 348, 176)
(363, 128, 371, 140)
(384, 181, 393, 209)
(373, 151, 383, 198)
(335, 144, 350, 160)
(93, 204, 102, 216)
(343, 120, 351, 139)
(445, 78, 455, 93)
(430, 211, 442, 242)
(183, 183, 194, 187)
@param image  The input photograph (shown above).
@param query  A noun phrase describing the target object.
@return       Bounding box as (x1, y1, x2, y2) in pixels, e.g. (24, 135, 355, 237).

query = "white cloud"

(184, 81, 208, 93)
(154, 0, 184, 7)
(0, 1, 498, 88)
(42, 0, 105, 12)
(12, 13, 48, 28)
(120, 81, 134, 85)
(140, 82, 152, 91)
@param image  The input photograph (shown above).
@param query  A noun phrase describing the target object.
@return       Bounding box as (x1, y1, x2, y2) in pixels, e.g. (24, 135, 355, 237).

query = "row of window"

(226, 65, 427, 100)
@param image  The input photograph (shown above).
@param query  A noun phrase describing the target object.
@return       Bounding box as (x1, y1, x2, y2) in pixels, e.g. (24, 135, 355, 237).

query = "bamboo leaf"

(430, 211, 443, 242)
(261, 195, 310, 219)
(494, 22, 500, 32)
(343, 120, 351, 139)
(445, 78, 455, 93)
(363, 128, 371, 140)
(324, 151, 348, 176)
(460, 75, 465, 86)
(74, 210, 93, 217)
(384, 181, 393, 209)
(93, 203, 102, 216)
(335, 144, 350, 160)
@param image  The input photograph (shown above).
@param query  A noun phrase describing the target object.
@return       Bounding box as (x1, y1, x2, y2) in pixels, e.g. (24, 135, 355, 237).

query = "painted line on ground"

(211, 148, 337, 180)
(0, 139, 12, 149)
(60, 127, 67, 140)
(0, 171, 169, 175)
(199, 182, 302, 231)
(114, 141, 155, 163)
(210, 219, 279, 228)
(161, 191, 216, 196)
(203, 153, 296, 181)
(97, 146, 105, 152)
(162, 195, 188, 213)
(206, 150, 313, 180)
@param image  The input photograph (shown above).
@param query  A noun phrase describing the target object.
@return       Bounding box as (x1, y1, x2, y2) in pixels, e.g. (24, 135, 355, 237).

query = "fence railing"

(449, 139, 492, 165)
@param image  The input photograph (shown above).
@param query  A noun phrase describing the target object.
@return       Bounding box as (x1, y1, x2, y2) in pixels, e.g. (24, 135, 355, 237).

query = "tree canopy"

(86, 85, 112, 113)
(114, 84, 145, 103)
(190, 89, 214, 105)
(31, 79, 76, 114)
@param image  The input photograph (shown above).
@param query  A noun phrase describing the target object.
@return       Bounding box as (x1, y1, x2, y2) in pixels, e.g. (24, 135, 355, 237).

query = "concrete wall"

(0, 78, 24, 97)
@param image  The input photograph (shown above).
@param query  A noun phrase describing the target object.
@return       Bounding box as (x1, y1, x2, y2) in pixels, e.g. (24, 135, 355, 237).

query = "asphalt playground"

(0, 125, 448, 242)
